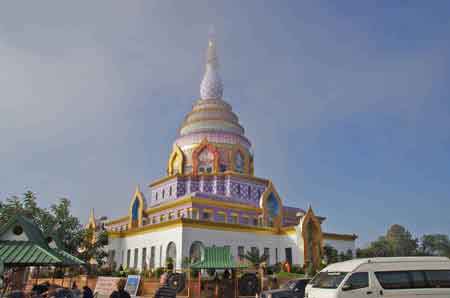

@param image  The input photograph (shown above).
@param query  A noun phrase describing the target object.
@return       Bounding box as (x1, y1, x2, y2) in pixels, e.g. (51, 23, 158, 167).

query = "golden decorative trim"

(323, 232, 358, 241)
(109, 219, 184, 238)
(281, 226, 296, 235)
(259, 182, 284, 230)
(301, 207, 324, 270)
(149, 172, 268, 188)
(128, 186, 145, 228)
(175, 142, 242, 152)
(167, 144, 184, 176)
(186, 107, 233, 118)
(149, 174, 178, 187)
(105, 215, 129, 226)
(180, 118, 243, 129)
(109, 218, 280, 238)
(88, 209, 96, 230)
(192, 138, 220, 175)
(144, 197, 192, 216)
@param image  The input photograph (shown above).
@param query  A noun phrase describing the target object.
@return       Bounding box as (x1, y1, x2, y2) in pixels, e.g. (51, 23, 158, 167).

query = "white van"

(305, 257, 450, 298)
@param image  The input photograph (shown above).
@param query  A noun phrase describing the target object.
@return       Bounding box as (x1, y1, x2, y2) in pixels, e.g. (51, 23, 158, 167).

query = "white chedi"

(200, 39, 223, 100)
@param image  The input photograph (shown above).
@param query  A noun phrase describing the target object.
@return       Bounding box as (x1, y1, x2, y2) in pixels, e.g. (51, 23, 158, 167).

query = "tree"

(358, 224, 419, 257)
(323, 244, 338, 264)
(243, 249, 268, 268)
(78, 228, 109, 266)
(386, 224, 418, 256)
(0, 191, 99, 260)
(0, 191, 48, 227)
(420, 234, 450, 257)
(338, 249, 353, 262)
(49, 198, 84, 254)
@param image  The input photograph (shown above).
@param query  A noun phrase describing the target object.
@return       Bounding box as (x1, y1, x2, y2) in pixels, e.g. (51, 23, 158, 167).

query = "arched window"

(198, 148, 214, 173)
(131, 198, 140, 221)
(235, 151, 245, 173)
(266, 193, 280, 226)
(162, 189, 165, 199)
(166, 242, 177, 264)
(189, 241, 204, 263)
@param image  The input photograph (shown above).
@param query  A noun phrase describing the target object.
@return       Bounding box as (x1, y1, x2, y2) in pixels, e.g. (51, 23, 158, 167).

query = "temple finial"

(200, 29, 223, 100)
(88, 208, 96, 229)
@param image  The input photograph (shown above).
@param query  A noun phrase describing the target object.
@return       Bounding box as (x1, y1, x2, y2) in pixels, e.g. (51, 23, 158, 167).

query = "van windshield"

(311, 272, 348, 289)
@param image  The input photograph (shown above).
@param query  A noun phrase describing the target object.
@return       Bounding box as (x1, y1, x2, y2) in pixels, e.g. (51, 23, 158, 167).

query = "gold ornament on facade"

(167, 144, 185, 175)
(259, 182, 283, 231)
(300, 207, 324, 271)
(128, 186, 145, 229)
(192, 138, 220, 175)
(229, 143, 251, 175)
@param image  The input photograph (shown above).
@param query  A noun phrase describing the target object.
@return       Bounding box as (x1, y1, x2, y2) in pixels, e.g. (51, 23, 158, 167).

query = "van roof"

(322, 256, 450, 272)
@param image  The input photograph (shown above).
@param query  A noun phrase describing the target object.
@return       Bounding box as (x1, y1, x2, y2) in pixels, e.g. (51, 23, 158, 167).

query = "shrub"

(112, 271, 126, 277)
(290, 265, 304, 274)
(127, 268, 140, 275)
(155, 267, 165, 278)
(140, 269, 154, 279)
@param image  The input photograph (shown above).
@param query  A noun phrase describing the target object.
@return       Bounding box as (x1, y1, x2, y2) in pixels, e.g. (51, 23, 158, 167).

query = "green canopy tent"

(190, 246, 246, 270)
(190, 246, 246, 298)
(0, 215, 85, 292)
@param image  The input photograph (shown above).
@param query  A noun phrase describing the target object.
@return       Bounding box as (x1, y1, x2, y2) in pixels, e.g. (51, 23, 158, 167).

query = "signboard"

(94, 276, 121, 298)
(125, 275, 141, 297)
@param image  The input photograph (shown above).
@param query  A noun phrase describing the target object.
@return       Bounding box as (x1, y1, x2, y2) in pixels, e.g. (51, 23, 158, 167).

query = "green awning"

(0, 241, 62, 266)
(190, 246, 246, 269)
(0, 215, 85, 267)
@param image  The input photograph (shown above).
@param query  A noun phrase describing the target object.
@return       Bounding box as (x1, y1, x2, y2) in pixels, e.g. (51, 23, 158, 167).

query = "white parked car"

(305, 256, 450, 298)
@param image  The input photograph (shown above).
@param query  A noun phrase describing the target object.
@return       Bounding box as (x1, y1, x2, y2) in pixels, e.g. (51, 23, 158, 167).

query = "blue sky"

(1, 1, 449, 246)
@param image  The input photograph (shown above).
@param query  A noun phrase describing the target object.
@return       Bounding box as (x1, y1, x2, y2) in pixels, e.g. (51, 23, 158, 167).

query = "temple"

(103, 35, 357, 271)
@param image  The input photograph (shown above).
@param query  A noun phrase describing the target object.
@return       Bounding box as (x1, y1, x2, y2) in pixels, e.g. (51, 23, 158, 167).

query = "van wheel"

(167, 273, 186, 293)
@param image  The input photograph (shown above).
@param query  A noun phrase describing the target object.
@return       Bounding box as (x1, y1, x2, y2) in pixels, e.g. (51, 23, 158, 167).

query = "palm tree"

(243, 249, 268, 268)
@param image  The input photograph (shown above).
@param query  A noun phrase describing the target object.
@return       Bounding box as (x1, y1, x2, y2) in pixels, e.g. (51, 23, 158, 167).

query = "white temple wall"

(108, 226, 183, 269)
(107, 227, 356, 270)
(182, 227, 301, 265)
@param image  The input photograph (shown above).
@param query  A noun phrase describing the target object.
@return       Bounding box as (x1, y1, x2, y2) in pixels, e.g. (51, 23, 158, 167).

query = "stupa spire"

(200, 30, 223, 100)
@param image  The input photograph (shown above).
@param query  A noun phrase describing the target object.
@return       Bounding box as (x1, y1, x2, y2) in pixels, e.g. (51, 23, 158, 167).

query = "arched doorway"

(166, 242, 177, 264)
(189, 241, 204, 263)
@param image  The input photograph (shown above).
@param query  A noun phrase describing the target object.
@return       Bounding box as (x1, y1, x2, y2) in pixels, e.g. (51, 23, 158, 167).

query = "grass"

(276, 271, 306, 279)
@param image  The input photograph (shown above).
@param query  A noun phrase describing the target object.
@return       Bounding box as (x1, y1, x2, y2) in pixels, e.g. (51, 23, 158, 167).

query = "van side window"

(409, 271, 427, 288)
(345, 272, 369, 290)
(375, 271, 410, 289)
(425, 270, 450, 288)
